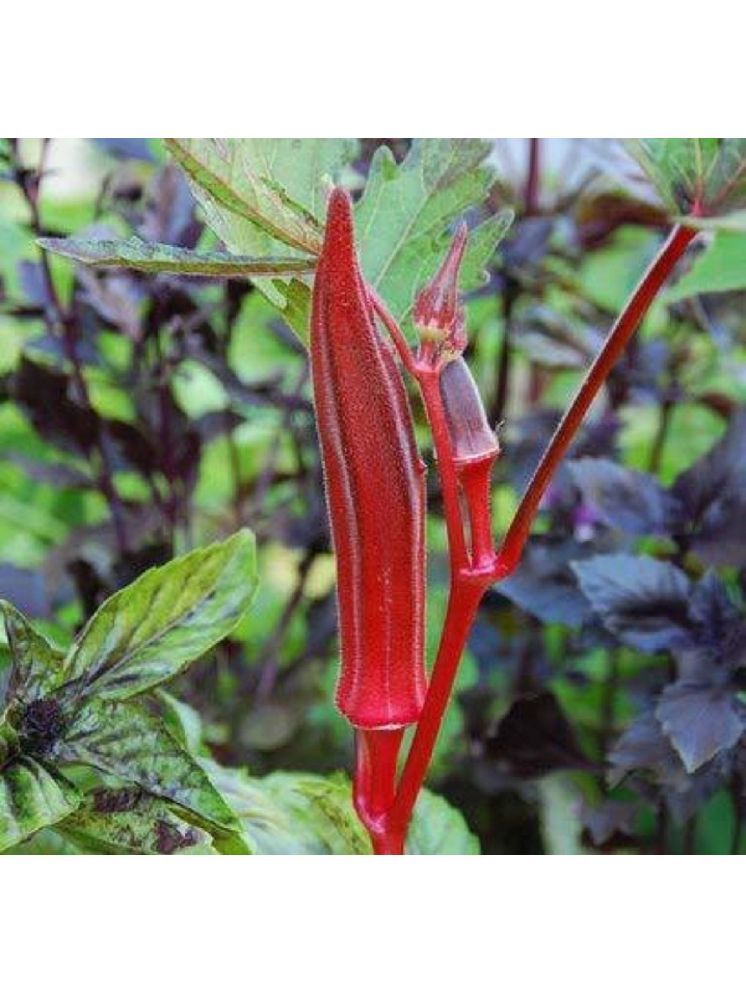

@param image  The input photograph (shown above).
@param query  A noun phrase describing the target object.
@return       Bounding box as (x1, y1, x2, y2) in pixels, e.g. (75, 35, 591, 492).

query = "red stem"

(457, 457, 497, 570)
(386, 579, 485, 840)
(417, 371, 469, 573)
(495, 223, 697, 576)
(354, 728, 405, 854)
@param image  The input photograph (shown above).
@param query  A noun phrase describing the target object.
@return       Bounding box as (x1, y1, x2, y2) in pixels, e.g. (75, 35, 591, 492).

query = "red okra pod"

(310, 188, 427, 729)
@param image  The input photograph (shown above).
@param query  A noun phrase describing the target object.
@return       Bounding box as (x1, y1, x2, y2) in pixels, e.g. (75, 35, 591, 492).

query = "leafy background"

(0, 138, 744, 853)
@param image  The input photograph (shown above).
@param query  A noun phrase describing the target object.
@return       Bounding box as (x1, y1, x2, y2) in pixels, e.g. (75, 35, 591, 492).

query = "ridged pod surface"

(310, 189, 426, 729)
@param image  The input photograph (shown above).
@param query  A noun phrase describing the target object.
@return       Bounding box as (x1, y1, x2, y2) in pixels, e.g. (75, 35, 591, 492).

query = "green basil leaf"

(0, 713, 20, 767)
(0, 599, 65, 705)
(59, 787, 218, 855)
(0, 756, 80, 852)
(58, 699, 245, 849)
(63, 529, 256, 699)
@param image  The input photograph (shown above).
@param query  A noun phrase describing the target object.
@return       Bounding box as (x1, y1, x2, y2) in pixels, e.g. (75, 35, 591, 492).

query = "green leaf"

(202, 764, 479, 855)
(165, 138, 357, 255)
(63, 529, 257, 699)
(356, 139, 510, 325)
(0, 600, 65, 705)
(204, 763, 371, 855)
(666, 231, 746, 301)
(0, 756, 80, 852)
(0, 713, 20, 767)
(157, 691, 205, 755)
(406, 788, 480, 855)
(59, 787, 218, 854)
(165, 139, 357, 338)
(58, 699, 246, 848)
(38, 235, 315, 278)
(628, 138, 746, 219)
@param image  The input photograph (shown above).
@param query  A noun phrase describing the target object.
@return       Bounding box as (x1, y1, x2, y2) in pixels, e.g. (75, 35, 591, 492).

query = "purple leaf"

(573, 554, 692, 652)
(498, 537, 594, 627)
(567, 457, 677, 535)
(671, 410, 746, 567)
(656, 683, 745, 773)
(485, 690, 596, 778)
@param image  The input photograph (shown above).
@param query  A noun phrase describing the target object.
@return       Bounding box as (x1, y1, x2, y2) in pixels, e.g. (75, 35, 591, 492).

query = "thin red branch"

(494, 223, 697, 576)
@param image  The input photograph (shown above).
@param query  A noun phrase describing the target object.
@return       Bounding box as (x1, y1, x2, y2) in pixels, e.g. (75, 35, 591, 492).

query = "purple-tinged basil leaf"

(9, 454, 93, 489)
(140, 163, 197, 248)
(59, 788, 217, 855)
(515, 306, 603, 370)
(11, 356, 100, 458)
(485, 691, 596, 779)
(57, 698, 246, 851)
(18, 260, 50, 307)
(567, 458, 677, 535)
(608, 711, 687, 789)
(572, 554, 692, 652)
(580, 800, 638, 847)
(0, 564, 51, 619)
(678, 572, 746, 680)
(656, 682, 745, 773)
(671, 409, 746, 567)
(498, 537, 594, 627)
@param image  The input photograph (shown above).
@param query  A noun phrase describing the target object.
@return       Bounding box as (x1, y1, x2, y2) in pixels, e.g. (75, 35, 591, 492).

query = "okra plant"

(3, 138, 746, 854)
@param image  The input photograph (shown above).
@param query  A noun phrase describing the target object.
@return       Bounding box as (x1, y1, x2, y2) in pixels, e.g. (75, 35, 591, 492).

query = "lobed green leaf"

(356, 139, 510, 327)
(164, 139, 357, 336)
(627, 138, 746, 219)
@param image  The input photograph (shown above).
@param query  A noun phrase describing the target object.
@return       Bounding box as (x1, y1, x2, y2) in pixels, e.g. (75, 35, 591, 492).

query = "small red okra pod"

(309, 188, 427, 730)
(413, 222, 468, 364)
(439, 358, 499, 467)
(440, 357, 500, 569)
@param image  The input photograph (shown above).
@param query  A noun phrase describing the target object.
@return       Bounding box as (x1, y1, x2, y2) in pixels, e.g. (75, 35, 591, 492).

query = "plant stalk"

(495, 223, 696, 575)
